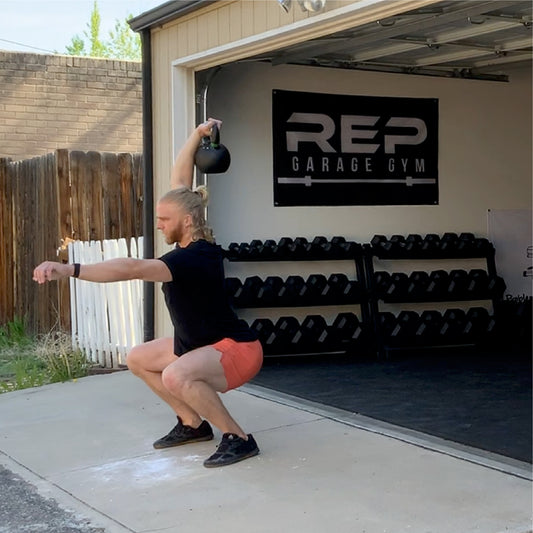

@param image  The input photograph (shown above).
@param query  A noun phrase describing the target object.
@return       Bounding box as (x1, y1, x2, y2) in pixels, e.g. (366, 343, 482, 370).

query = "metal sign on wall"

(272, 89, 439, 206)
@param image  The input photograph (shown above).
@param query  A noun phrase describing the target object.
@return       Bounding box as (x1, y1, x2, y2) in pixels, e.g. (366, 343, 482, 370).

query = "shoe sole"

(153, 434, 214, 449)
(203, 447, 260, 468)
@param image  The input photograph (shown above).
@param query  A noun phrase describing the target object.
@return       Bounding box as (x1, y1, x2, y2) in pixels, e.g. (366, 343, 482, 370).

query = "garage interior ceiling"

(249, 0, 532, 81)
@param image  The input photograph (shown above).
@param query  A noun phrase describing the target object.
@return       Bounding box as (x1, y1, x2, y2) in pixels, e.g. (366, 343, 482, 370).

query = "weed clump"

(0, 318, 92, 393)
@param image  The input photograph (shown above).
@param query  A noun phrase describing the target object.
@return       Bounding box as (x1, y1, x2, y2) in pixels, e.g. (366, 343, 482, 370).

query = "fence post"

(0, 158, 14, 325)
(56, 149, 72, 331)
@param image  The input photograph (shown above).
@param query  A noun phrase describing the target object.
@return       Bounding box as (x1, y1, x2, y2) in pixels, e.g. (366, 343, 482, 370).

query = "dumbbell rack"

(363, 233, 505, 358)
(223, 237, 371, 358)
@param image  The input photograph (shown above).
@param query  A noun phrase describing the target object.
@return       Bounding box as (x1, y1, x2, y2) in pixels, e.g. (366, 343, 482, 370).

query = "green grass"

(0, 317, 33, 349)
(0, 318, 92, 393)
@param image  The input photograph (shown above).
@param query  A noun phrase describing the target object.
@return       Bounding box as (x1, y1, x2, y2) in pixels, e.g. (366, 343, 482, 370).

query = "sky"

(0, 0, 165, 55)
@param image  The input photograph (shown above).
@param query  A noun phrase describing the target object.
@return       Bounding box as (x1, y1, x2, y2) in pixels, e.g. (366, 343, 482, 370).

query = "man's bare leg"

(161, 345, 247, 439)
(126, 338, 203, 428)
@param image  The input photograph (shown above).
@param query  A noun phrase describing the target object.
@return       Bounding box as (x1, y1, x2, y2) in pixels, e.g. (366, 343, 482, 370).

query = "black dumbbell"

(389, 310, 419, 345)
(290, 315, 331, 352)
(373, 271, 391, 297)
(472, 237, 492, 255)
(226, 242, 240, 259)
(248, 239, 263, 257)
(224, 277, 242, 303)
(370, 235, 388, 256)
(421, 234, 440, 254)
(384, 272, 409, 300)
(343, 279, 361, 303)
(406, 271, 429, 300)
(440, 232, 459, 254)
(371, 234, 387, 248)
(468, 270, 506, 298)
(240, 242, 258, 260)
(275, 237, 294, 259)
(227, 242, 248, 259)
(486, 274, 506, 298)
(387, 235, 406, 256)
(404, 234, 423, 255)
(467, 269, 489, 298)
(376, 237, 394, 254)
(325, 273, 360, 304)
(414, 310, 442, 345)
(256, 276, 284, 306)
(462, 307, 491, 340)
(338, 240, 359, 257)
(232, 275, 263, 307)
(328, 236, 355, 258)
(425, 270, 449, 299)
(330, 273, 359, 304)
(321, 273, 348, 304)
(277, 275, 306, 306)
(250, 318, 275, 346)
(373, 236, 397, 256)
(265, 316, 300, 354)
(447, 269, 469, 299)
(288, 237, 309, 259)
(439, 308, 467, 342)
(257, 239, 278, 259)
(303, 274, 328, 304)
(308, 236, 328, 258)
(330, 312, 364, 349)
(377, 312, 397, 338)
(457, 233, 475, 255)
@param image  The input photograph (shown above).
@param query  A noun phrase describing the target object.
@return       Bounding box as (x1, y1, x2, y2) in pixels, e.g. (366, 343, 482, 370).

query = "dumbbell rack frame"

(224, 242, 371, 358)
(363, 240, 501, 358)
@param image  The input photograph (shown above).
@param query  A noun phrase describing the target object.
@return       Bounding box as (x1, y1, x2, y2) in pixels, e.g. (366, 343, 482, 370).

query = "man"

(33, 119, 263, 468)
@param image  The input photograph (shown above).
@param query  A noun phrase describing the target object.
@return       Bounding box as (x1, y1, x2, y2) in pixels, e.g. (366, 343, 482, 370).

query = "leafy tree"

(107, 17, 141, 60)
(65, 1, 141, 61)
(65, 35, 86, 56)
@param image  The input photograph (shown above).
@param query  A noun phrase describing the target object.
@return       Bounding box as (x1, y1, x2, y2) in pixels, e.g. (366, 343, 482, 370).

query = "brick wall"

(0, 51, 143, 160)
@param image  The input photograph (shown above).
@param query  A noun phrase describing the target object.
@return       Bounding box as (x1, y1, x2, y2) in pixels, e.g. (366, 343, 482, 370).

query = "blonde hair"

(159, 185, 215, 243)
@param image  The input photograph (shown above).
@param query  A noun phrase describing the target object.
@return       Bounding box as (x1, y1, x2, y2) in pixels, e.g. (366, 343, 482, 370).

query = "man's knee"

(161, 364, 192, 396)
(126, 344, 148, 375)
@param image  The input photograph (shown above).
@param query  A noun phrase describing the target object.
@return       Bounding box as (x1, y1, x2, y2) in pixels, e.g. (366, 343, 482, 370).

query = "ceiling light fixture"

(277, 0, 292, 13)
(298, 0, 327, 12)
(278, 0, 326, 13)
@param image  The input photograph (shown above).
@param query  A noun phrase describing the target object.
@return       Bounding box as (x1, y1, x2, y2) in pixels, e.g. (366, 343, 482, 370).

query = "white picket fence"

(68, 237, 144, 368)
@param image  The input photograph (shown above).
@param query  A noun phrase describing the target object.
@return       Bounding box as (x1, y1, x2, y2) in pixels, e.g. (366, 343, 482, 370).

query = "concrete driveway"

(0, 371, 531, 533)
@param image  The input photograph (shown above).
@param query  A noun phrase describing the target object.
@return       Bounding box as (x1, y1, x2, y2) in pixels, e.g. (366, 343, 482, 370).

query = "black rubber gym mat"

(251, 349, 532, 463)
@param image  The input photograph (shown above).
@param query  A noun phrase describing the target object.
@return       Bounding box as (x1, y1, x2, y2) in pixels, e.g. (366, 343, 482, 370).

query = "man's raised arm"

(170, 118, 222, 189)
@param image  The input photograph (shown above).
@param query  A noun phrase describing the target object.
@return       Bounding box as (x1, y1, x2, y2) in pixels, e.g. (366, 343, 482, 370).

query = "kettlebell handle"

(209, 123, 220, 147)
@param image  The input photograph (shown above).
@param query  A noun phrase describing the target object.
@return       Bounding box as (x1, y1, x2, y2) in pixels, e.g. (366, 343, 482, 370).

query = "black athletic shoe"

(203, 433, 260, 468)
(153, 417, 214, 449)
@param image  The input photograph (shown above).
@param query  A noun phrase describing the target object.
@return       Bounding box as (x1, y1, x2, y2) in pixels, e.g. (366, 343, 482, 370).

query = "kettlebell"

(194, 123, 231, 174)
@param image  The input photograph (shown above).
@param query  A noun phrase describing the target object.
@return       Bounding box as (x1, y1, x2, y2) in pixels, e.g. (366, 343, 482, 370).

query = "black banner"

(272, 90, 439, 206)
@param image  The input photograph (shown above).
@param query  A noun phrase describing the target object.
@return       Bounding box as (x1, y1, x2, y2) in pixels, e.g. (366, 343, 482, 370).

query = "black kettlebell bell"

(194, 123, 231, 174)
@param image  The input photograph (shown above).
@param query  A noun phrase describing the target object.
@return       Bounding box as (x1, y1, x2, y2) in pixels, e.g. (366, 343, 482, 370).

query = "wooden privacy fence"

(0, 150, 143, 334)
(69, 238, 144, 368)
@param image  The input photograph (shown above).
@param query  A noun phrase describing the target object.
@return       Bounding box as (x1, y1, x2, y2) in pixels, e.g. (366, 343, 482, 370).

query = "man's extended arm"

(170, 118, 222, 189)
(33, 258, 172, 284)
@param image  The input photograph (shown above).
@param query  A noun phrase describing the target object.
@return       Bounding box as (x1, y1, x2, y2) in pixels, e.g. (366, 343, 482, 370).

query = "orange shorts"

(212, 338, 263, 392)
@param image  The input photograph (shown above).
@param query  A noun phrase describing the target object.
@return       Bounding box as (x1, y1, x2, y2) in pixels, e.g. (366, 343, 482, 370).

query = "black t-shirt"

(159, 240, 257, 355)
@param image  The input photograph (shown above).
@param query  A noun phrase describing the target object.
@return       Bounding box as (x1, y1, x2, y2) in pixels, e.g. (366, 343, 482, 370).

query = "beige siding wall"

(164, 0, 318, 54)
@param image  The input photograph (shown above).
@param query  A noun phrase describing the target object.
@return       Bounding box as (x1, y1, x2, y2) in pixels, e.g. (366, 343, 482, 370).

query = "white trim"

(171, 65, 196, 163)
(171, 0, 441, 70)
